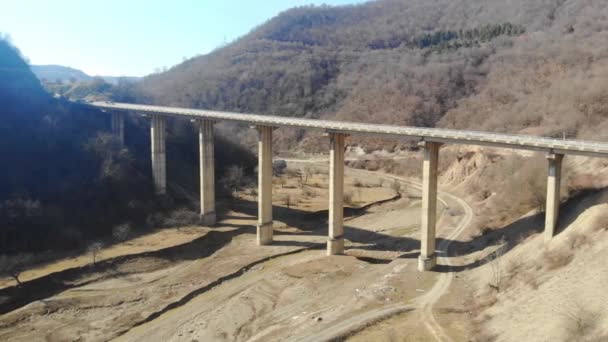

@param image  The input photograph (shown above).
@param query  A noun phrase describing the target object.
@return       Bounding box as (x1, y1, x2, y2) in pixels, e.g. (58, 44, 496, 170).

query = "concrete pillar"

(257, 126, 273, 245)
(151, 115, 167, 194)
(545, 153, 564, 241)
(418, 141, 441, 272)
(199, 119, 216, 226)
(111, 111, 124, 147)
(328, 132, 346, 255)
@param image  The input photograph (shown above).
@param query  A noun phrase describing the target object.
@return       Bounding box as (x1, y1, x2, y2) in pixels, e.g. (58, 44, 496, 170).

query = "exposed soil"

(0, 159, 472, 342)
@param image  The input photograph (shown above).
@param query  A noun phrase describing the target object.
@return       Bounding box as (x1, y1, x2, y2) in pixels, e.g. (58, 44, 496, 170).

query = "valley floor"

(0, 161, 472, 341)
(4, 152, 606, 341)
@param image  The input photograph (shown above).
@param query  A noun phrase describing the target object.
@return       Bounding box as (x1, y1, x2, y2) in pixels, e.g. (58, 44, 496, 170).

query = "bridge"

(90, 101, 608, 271)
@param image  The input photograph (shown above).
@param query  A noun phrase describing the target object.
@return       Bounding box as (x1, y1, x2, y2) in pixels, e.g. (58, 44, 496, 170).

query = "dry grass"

(593, 212, 608, 232)
(464, 290, 499, 342)
(568, 233, 590, 249)
(542, 249, 574, 271)
(559, 302, 601, 342)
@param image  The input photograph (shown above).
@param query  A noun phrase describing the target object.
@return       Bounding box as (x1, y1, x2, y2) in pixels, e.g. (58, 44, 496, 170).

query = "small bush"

(543, 249, 574, 270)
(391, 179, 401, 193)
(344, 191, 354, 205)
(520, 269, 539, 290)
(593, 212, 608, 232)
(162, 208, 199, 227)
(284, 194, 298, 208)
(112, 223, 131, 242)
(568, 233, 589, 249)
(560, 302, 600, 341)
(303, 187, 315, 197)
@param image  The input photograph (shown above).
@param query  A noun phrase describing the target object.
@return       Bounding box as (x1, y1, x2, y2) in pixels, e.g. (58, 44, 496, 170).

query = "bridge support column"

(418, 141, 441, 271)
(257, 126, 274, 245)
(111, 111, 124, 147)
(545, 153, 564, 242)
(151, 115, 167, 194)
(199, 119, 216, 226)
(328, 132, 346, 255)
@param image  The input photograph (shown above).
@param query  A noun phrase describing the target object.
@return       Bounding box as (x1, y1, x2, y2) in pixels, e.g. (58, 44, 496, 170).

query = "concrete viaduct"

(91, 101, 608, 272)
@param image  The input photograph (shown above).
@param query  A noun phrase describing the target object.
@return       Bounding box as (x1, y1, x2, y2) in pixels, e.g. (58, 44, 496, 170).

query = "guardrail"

(88, 101, 608, 158)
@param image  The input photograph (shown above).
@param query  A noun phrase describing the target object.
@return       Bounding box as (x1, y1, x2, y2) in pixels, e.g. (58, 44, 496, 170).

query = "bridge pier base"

(151, 115, 166, 194)
(199, 119, 216, 226)
(544, 153, 564, 242)
(257, 126, 274, 245)
(418, 141, 441, 272)
(111, 111, 124, 147)
(328, 132, 346, 256)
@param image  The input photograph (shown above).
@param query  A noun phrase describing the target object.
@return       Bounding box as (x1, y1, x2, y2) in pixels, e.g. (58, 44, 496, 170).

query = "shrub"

(543, 249, 574, 270)
(112, 223, 131, 242)
(568, 233, 589, 249)
(391, 179, 401, 193)
(162, 208, 199, 227)
(560, 302, 600, 341)
(344, 191, 354, 205)
(593, 212, 608, 232)
(220, 165, 245, 197)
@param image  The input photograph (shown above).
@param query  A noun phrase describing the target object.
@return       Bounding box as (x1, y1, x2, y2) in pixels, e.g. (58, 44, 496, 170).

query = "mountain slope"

(133, 0, 608, 148)
(0, 38, 255, 254)
(30, 64, 92, 83)
(0, 43, 47, 107)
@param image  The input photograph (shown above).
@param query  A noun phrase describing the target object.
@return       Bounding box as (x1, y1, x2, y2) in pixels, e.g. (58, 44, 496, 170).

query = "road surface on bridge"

(89, 101, 608, 159)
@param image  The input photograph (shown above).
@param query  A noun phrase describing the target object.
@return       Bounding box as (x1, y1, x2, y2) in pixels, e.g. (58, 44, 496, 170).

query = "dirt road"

(294, 165, 473, 341)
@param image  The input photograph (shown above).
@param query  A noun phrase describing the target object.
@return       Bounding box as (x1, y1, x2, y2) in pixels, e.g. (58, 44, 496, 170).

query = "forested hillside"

(0, 38, 254, 254)
(133, 0, 608, 148)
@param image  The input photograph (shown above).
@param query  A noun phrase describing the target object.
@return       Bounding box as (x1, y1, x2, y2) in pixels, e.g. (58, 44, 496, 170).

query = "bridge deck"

(90, 102, 608, 158)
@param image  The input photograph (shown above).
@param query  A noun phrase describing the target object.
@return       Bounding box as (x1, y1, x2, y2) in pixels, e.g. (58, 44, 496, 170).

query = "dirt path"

(283, 160, 474, 341)
(351, 170, 473, 342)
(415, 186, 473, 342)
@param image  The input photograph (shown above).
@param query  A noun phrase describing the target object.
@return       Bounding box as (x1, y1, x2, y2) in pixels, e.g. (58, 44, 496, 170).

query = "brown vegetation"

(126, 1, 608, 152)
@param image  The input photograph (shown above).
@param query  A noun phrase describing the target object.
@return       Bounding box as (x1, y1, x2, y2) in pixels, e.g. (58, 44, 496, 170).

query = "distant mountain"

(101, 76, 141, 85)
(30, 64, 91, 83)
(30, 65, 141, 85)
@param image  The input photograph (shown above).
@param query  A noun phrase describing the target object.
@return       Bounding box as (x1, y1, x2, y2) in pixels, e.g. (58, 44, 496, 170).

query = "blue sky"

(0, 0, 365, 77)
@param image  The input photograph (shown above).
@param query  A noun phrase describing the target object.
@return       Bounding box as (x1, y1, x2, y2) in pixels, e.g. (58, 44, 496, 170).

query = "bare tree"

(302, 165, 314, 185)
(278, 177, 287, 188)
(489, 236, 507, 292)
(0, 254, 33, 287)
(88, 242, 103, 265)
